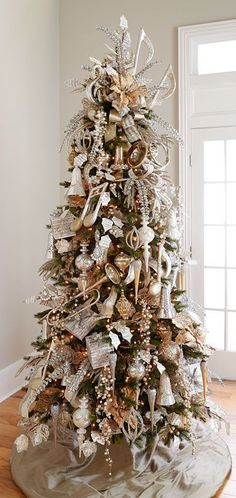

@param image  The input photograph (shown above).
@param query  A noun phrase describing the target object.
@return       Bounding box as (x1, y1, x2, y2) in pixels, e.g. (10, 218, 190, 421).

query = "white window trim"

(178, 19, 236, 292)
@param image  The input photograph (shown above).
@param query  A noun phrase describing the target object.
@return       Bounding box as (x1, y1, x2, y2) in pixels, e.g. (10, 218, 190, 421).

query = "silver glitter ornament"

(156, 371, 175, 406)
(45, 230, 54, 260)
(86, 333, 114, 369)
(156, 284, 176, 319)
(75, 242, 94, 298)
(75, 245, 94, 272)
(127, 358, 145, 380)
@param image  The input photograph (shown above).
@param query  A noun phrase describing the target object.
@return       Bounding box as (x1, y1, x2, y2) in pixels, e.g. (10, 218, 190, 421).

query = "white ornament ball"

(73, 399, 91, 429)
(138, 225, 155, 244)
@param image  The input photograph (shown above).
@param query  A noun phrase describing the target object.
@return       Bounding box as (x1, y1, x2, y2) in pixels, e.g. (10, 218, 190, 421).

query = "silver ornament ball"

(75, 253, 94, 272)
(127, 359, 145, 380)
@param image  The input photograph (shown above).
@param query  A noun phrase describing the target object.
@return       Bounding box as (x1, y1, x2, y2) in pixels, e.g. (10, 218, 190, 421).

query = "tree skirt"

(11, 421, 231, 498)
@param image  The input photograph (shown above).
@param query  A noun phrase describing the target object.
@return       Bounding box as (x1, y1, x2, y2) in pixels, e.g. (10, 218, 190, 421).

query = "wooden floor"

(0, 382, 236, 497)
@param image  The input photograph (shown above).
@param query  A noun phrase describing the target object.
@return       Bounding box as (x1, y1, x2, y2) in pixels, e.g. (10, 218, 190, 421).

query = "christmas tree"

(13, 16, 230, 496)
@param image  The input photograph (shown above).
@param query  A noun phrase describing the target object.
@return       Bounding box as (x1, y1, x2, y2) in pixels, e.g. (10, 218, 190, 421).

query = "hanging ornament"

(45, 230, 54, 260)
(71, 182, 108, 232)
(147, 388, 156, 432)
(121, 407, 144, 442)
(42, 319, 49, 340)
(139, 302, 151, 347)
(114, 252, 131, 272)
(83, 182, 108, 228)
(124, 260, 135, 285)
(66, 165, 86, 205)
(201, 359, 208, 401)
(159, 341, 180, 367)
(150, 240, 172, 281)
(126, 226, 142, 251)
(55, 239, 70, 254)
(156, 371, 175, 406)
(133, 259, 142, 304)
(116, 289, 134, 319)
(109, 352, 117, 395)
(51, 209, 75, 240)
(156, 283, 176, 319)
(77, 128, 93, 154)
(127, 358, 145, 380)
(63, 311, 98, 341)
(86, 333, 114, 369)
(73, 396, 91, 457)
(100, 287, 118, 318)
(105, 263, 121, 284)
(167, 208, 181, 240)
(50, 403, 60, 447)
(92, 236, 110, 267)
(75, 242, 94, 298)
(80, 440, 97, 458)
(160, 248, 172, 278)
(138, 220, 155, 272)
(149, 277, 162, 298)
(92, 231, 103, 259)
(170, 264, 180, 290)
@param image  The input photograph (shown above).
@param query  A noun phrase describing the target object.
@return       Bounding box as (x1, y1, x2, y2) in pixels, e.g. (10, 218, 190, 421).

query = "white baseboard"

(0, 358, 27, 402)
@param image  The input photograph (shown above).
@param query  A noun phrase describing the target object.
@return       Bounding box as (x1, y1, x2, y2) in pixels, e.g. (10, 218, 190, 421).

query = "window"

(198, 40, 236, 75)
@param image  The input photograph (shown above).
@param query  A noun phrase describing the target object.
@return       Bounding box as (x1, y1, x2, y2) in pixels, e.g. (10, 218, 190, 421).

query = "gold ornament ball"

(114, 252, 131, 272)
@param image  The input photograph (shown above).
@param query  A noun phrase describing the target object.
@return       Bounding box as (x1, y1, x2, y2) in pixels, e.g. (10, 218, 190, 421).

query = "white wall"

(0, 0, 60, 398)
(59, 0, 236, 183)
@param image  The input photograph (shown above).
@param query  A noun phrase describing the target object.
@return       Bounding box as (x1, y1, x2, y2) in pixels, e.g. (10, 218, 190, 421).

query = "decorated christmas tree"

(12, 16, 231, 498)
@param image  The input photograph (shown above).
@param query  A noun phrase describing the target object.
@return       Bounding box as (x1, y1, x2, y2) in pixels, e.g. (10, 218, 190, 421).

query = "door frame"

(178, 21, 236, 380)
(178, 19, 236, 293)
